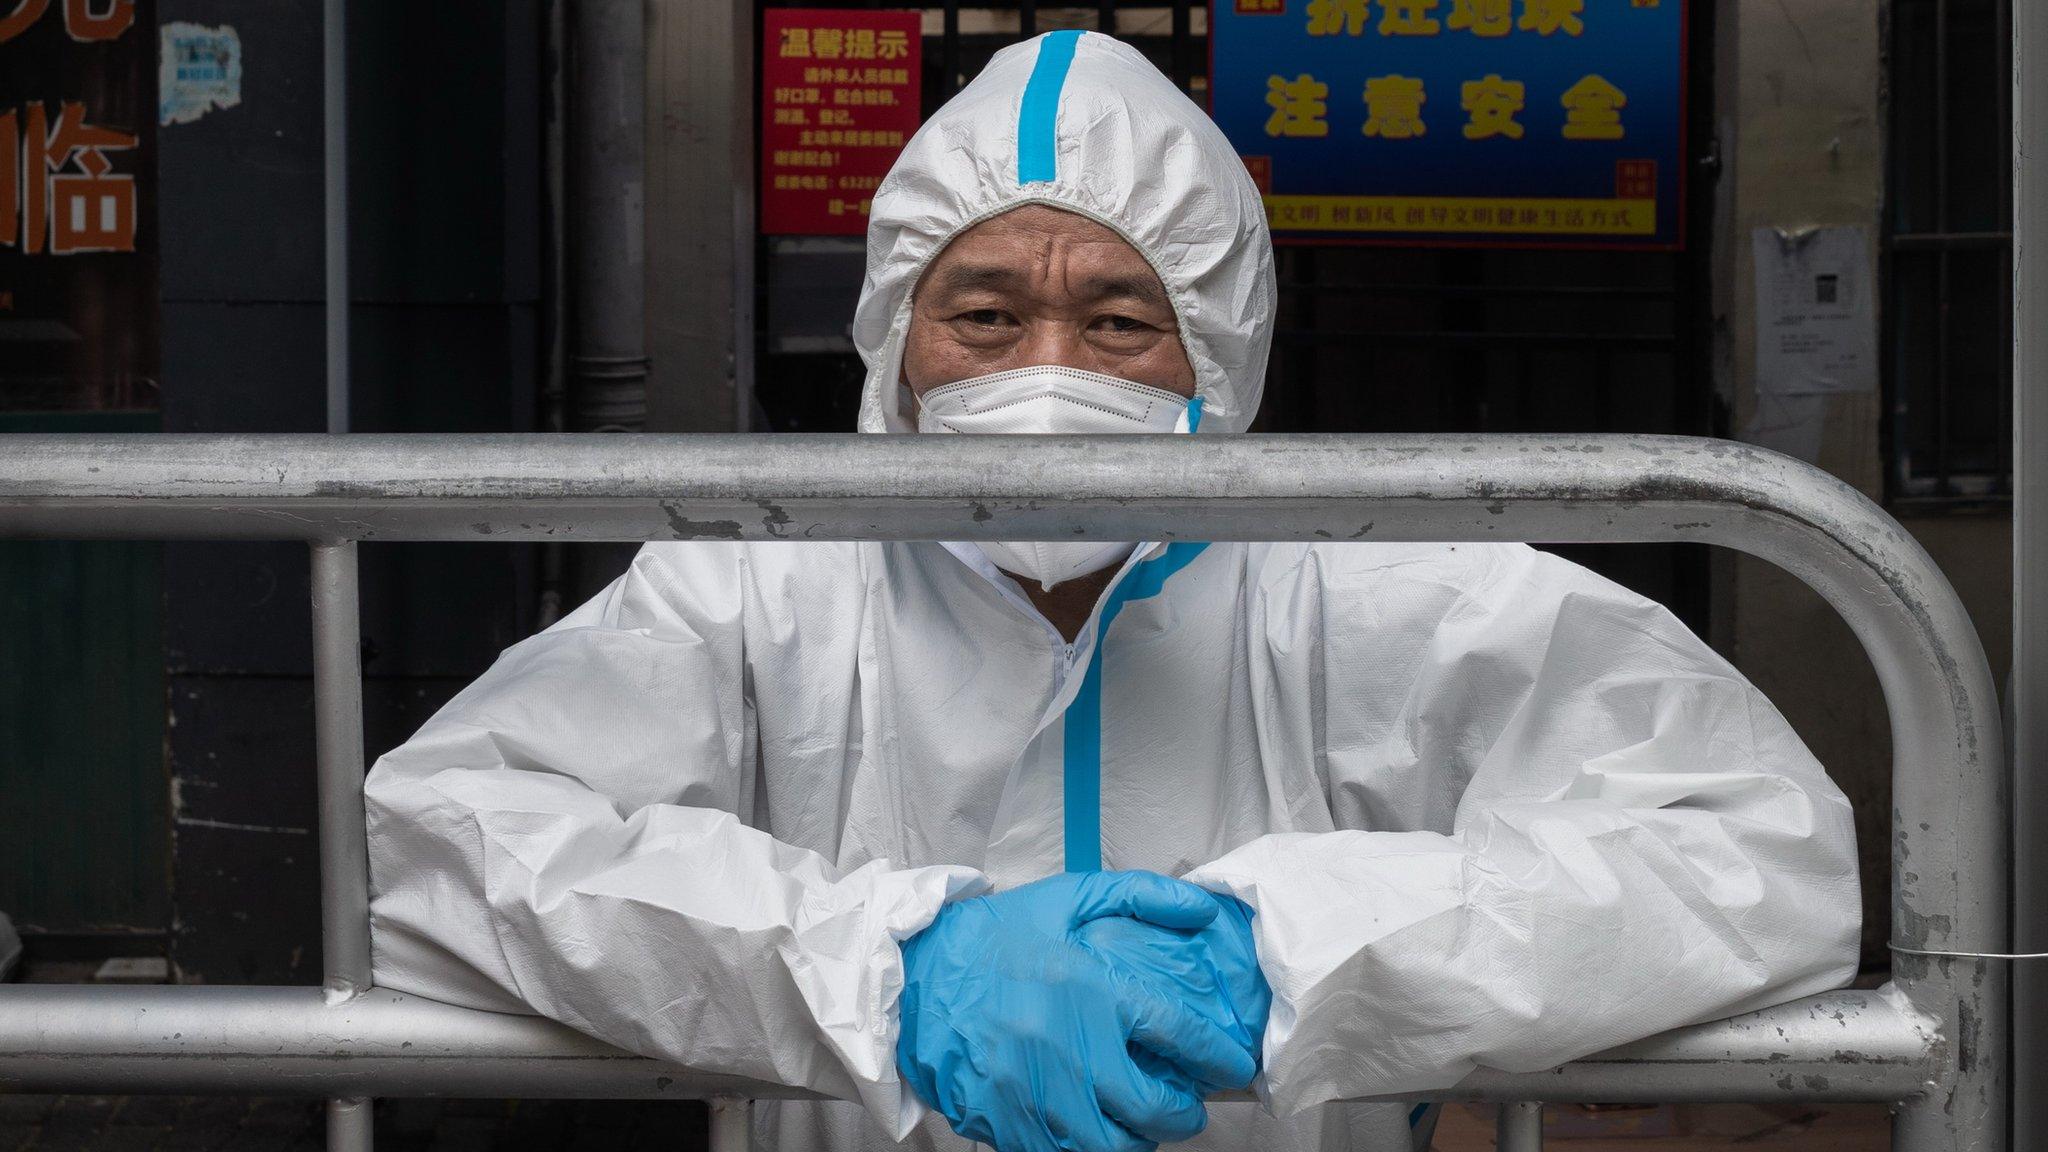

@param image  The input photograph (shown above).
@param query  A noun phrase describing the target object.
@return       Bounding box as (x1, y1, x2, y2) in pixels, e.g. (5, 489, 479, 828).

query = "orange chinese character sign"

(16, 101, 139, 254)
(0, 0, 157, 414)
(0, 0, 133, 44)
(760, 9, 921, 235)
(63, 0, 133, 41)
(0, 0, 43, 44)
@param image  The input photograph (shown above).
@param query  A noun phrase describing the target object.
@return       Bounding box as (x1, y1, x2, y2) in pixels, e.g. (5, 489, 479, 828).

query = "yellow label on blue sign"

(1211, 0, 1686, 248)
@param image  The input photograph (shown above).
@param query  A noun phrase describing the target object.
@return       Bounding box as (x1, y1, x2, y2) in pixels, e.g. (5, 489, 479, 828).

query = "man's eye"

(1099, 315, 1150, 334)
(959, 309, 1008, 326)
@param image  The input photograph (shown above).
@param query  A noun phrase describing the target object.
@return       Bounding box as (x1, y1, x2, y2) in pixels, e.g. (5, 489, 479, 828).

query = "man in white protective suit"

(364, 30, 1860, 1152)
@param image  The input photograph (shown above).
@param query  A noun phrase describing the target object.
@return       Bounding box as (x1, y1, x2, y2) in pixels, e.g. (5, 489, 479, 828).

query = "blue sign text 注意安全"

(1209, 0, 1686, 248)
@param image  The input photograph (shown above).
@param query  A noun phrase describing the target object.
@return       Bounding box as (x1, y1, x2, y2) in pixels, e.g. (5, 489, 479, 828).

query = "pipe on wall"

(568, 0, 650, 433)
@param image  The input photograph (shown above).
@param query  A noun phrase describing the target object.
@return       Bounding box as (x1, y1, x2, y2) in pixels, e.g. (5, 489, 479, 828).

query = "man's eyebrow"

(924, 263, 1025, 298)
(1075, 273, 1170, 311)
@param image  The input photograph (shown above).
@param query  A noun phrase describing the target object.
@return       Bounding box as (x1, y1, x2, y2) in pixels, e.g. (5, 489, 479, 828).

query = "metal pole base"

(1498, 1101, 1542, 1151)
(709, 1097, 749, 1152)
(327, 1097, 371, 1152)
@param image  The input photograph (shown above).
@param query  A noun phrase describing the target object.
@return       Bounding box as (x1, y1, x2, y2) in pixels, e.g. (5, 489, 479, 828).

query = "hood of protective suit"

(854, 31, 1276, 434)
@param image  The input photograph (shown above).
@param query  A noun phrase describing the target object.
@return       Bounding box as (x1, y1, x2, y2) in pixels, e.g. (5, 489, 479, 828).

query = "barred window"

(1885, 0, 2013, 501)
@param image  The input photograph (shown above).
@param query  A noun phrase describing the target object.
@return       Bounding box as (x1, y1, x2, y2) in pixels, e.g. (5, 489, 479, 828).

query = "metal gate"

(0, 432, 2006, 1151)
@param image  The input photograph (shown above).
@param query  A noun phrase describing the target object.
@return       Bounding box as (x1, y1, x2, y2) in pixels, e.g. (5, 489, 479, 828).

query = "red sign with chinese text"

(1615, 159, 1657, 200)
(760, 8, 921, 235)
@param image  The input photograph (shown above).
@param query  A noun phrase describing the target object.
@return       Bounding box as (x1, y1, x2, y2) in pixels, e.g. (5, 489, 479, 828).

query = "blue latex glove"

(897, 871, 1260, 1152)
(1076, 892, 1270, 1095)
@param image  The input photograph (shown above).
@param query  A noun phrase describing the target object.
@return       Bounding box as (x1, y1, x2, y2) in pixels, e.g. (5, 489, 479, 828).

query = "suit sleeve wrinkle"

(366, 544, 983, 1140)
(1187, 546, 1860, 1112)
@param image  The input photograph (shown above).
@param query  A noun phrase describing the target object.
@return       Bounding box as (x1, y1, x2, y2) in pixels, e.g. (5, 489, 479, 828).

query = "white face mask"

(916, 365, 1193, 590)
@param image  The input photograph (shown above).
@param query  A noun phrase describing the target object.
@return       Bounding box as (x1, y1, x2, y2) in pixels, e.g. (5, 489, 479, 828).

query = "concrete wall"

(1714, 0, 2012, 966)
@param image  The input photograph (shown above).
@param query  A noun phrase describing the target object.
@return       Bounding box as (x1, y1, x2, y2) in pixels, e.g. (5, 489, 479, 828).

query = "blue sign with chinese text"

(1209, 0, 1686, 248)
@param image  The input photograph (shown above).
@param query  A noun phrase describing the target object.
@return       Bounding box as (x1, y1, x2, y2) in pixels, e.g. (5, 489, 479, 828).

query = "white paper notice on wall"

(1752, 225, 1877, 395)
(160, 23, 242, 127)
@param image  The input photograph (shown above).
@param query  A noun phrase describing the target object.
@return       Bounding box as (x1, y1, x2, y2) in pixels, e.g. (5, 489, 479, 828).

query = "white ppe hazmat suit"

(364, 30, 1860, 1152)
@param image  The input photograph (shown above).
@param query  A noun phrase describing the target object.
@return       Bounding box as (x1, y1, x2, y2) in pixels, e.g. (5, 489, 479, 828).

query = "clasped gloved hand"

(1076, 890, 1270, 1100)
(896, 871, 1265, 1152)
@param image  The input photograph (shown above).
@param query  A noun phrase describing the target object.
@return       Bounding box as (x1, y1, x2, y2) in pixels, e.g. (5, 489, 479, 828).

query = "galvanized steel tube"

(1497, 1102, 1542, 1151)
(709, 1099, 750, 1152)
(0, 984, 1937, 1103)
(311, 541, 372, 1000)
(327, 1098, 371, 1152)
(2010, 0, 2047, 1140)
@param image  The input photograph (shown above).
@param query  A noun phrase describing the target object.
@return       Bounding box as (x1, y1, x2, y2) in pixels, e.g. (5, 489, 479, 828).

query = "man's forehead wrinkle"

(925, 242, 1066, 302)
(919, 219, 1167, 311)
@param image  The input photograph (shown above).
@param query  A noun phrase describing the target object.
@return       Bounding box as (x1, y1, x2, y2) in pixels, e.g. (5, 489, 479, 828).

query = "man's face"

(901, 204, 1197, 400)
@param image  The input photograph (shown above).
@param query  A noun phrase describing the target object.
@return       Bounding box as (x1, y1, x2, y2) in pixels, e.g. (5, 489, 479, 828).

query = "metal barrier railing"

(0, 432, 2009, 1152)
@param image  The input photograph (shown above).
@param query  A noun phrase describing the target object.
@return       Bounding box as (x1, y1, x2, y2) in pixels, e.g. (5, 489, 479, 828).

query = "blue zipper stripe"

(1017, 30, 1083, 185)
(1062, 541, 1209, 872)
